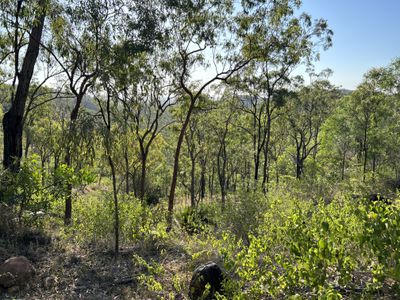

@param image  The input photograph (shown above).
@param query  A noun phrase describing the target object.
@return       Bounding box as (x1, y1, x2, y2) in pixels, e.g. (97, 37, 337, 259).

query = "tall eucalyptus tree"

(1, 0, 48, 171)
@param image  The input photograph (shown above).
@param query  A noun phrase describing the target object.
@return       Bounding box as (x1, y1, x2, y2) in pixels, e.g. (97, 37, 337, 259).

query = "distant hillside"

(339, 88, 353, 96)
(0, 85, 98, 115)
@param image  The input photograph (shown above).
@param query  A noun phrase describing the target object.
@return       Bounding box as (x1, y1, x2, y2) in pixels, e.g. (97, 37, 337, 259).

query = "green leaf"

(321, 221, 330, 232)
(318, 239, 326, 250)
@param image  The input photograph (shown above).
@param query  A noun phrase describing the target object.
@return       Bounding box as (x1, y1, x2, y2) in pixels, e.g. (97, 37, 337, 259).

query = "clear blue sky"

(300, 0, 400, 89)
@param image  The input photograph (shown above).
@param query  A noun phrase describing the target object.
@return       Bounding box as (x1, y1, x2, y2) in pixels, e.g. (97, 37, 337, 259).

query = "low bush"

(0, 155, 52, 228)
(178, 204, 216, 235)
(214, 193, 400, 298)
(63, 191, 167, 249)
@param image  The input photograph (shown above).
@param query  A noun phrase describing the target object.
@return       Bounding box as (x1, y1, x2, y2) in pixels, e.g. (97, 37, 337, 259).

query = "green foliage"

(178, 204, 216, 235)
(63, 192, 113, 246)
(133, 253, 164, 292)
(53, 163, 96, 189)
(51, 163, 96, 204)
(219, 190, 269, 244)
(215, 192, 400, 298)
(0, 155, 51, 226)
(144, 186, 163, 206)
(358, 200, 400, 282)
(64, 190, 167, 248)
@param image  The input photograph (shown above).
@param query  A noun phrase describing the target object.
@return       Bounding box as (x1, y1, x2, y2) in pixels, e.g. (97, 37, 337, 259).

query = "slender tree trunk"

(226, 170, 230, 191)
(245, 160, 251, 192)
(275, 159, 279, 185)
(64, 151, 73, 225)
(124, 150, 130, 194)
(209, 165, 214, 200)
(190, 157, 196, 207)
(363, 142, 368, 182)
(312, 135, 318, 160)
(296, 161, 303, 179)
(218, 158, 226, 209)
(363, 152, 368, 182)
(132, 168, 138, 197)
(139, 152, 147, 200)
(41, 157, 46, 186)
(243, 160, 247, 190)
(262, 116, 272, 193)
(98, 87, 119, 255)
(252, 113, 260, 184)
(200, 170, 206, 200)
(232, 171, 237, 192)
(167, 100, 195, 231)
(54, 153, 59, 170)
(109, 155, 119, 256)
(254, 154, 260, 182)
(372, 154, 376, 182)
(217, 142, 227, 209)
(262, 150, 269, 193)
(199, 160, 206, 200)
(3, 2, 46, 171)
(296, 145, 303, 179)
(64, 95, 83, 225)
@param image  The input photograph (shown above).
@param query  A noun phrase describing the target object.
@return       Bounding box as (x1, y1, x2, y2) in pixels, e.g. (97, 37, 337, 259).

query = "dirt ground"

(0, 232, 194, 300)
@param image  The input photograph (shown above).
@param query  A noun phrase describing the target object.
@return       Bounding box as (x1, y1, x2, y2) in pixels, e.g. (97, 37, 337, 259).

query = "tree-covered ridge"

(0, 0, 399, 298)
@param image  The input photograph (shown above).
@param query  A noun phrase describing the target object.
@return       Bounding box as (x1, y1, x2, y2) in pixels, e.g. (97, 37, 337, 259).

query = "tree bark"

(109, 155, 119, 256)
(190, 156, 196, 207)
(209, 165, 215, 200)
(64, 151, 73, 225)
(199, 161, 206, 200)
(217, 149, 227, 209)
(296, 160, 303, 179)
(139, 152, 147, 200)
(64, 94, 83, 225)
(124, 150, 130, 194)
(262, 147, 269, 193)
(296, 144, 303, 179)
(262, 117, 271, 193)
(3, 1, 46, 171)
(372, 154, 376, 182)
(167, 100, 195, 231)
(275, 159, 279, 185)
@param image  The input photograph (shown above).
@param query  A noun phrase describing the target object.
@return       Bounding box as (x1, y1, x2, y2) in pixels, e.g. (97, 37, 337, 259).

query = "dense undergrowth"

(1, 159, 400, 299)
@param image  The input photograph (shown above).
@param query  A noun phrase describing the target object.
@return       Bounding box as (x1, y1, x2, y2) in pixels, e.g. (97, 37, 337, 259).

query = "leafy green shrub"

(217, 193, 363, 298)
(358, 199, 400, 283)
(65, 191, 167, 248)
(120, 193, 167, 243)
(178, 204, 216, 235)
(64, 193, 113, 246)
(0, 155, 52, 227)
(219, 189, 269, 244)
(51, 163, 96, 196)
(144, 186, 163, 206)
(133, 253, 164, 293)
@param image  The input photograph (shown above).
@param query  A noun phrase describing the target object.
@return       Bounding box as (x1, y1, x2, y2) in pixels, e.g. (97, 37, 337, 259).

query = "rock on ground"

(0, 256, 35, 288)
(189, 262, 225, 300)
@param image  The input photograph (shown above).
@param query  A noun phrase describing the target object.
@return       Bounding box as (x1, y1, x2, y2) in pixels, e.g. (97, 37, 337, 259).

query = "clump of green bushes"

(178, 204, 216, 235)
(63, 191, 168, 249)
(213, 192, 400, 298)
